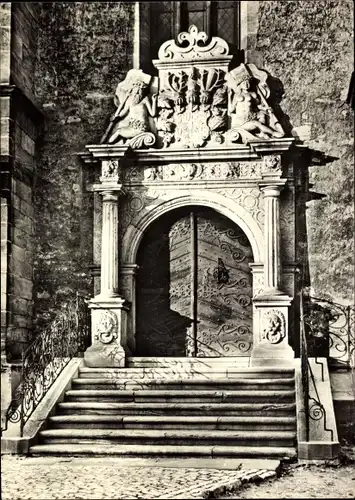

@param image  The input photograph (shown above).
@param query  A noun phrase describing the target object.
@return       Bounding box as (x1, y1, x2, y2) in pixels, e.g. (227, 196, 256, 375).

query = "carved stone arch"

(122, 190, 264, 265)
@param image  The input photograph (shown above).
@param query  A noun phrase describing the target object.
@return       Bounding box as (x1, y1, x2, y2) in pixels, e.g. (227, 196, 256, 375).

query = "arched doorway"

(136, 206, 254, 357)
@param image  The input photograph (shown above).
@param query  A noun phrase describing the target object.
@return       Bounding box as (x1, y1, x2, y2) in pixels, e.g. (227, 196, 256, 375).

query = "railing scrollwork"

(2, 293, 91, 436)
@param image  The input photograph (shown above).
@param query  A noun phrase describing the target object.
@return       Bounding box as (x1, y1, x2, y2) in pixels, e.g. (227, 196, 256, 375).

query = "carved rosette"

(95, 310, 118, 344)
(261, 310, 286, 344)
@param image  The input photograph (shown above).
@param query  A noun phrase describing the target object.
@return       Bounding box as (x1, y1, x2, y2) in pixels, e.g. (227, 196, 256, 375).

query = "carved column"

(100, 190, 120, 297)
(262, 184, 282, 293)
(84, 154, 130, 368)
(120, 264, 139, 354)
(251, 155, 294, 365)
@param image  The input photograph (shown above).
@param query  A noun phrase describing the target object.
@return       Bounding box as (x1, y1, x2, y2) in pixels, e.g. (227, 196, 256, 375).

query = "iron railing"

(304, 296, 354, 368)
(2, 293, 91, 436)
(300, 290, 337, 442)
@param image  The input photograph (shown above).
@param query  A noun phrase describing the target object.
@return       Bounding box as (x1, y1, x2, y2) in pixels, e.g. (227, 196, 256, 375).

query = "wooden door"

(136, 207, 253, 356)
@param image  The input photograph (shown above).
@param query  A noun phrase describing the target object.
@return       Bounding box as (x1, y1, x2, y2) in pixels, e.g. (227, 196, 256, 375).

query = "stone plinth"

(85, 297, 130, 368)
(251, 293, 294, 365)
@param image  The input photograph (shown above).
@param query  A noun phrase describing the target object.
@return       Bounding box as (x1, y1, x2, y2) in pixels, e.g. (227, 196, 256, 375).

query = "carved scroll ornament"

(157, 25, 230, 61)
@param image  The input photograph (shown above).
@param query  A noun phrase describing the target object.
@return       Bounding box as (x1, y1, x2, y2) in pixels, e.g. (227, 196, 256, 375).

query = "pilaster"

(251, 155, 294, 364)
(84, 147, 131, 367)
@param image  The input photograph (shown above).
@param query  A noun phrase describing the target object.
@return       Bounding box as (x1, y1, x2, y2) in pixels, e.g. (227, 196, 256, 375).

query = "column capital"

(93, 184, 126, 196)
(121, 264, 139, 276)
(259, 183, 285, 198)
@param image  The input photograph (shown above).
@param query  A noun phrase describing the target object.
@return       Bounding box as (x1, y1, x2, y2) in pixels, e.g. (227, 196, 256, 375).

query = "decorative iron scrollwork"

(2, 294, 91, 436)
(213, 258, 230, 285)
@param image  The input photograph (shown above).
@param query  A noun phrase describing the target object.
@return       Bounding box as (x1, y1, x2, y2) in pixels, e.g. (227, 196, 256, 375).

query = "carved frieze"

(124, 162, 263, 183)
(95, 310, 118, 344)
(262, 310, 286, 344)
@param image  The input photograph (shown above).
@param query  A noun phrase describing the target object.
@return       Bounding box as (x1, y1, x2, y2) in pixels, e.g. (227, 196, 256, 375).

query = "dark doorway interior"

(136, 206, 254, 357)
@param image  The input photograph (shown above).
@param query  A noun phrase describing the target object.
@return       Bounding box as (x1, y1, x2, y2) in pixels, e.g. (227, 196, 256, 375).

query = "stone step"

(56, 401, 296, 417)
(64, 389, 295, 403)
(39, 428, 296, 447)
(127, 357, 251, 368)
(71, 377, 295, 391)
(49, 414, 296, 431)
(29, 443, 297, 459)
(78, 366, 295, 380)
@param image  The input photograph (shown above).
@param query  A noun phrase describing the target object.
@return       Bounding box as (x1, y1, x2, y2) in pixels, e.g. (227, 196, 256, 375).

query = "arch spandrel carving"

(120, 191, 264, 266)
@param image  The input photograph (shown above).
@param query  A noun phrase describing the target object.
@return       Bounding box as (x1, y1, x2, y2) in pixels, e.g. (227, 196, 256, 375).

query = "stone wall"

(252, 0, 354, 304)
(32, 3, 135, 329)
(1, 3, 42, 361)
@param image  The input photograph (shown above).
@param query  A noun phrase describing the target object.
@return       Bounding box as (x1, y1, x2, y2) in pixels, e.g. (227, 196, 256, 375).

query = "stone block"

(0, 49, 10, 83)
(0, 116, 11, 136)
(20, 130, 35, 156)
(0, 95, 10, 118)
(13, 179, 33, 202)
(0, 133, 11, 154)
(0, 26, 10, 51)
(19, 198, 34, 218)
(13, 227, 30, 250)
(11, 313, 30, 329)
(12, 276, 33, 300)
(10, 253, 33, 280)
(10, 243, 26, 263)
(8, 295, 32, 317)
(0, 4, 11, 28)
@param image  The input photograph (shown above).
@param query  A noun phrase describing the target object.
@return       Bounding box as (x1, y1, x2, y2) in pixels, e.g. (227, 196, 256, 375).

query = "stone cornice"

(79, 138, 295, 165)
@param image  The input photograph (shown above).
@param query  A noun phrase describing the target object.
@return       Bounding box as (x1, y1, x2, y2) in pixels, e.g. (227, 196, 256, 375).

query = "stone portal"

(81, 25, 296, 367)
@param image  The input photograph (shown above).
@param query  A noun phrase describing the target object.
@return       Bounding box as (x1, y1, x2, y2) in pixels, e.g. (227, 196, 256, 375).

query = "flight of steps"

(29, 357, 297, 459)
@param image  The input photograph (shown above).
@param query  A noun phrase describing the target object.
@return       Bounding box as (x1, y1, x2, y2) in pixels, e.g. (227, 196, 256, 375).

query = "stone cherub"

(225, 65, 285, 143)
(101, 69, 158, 147)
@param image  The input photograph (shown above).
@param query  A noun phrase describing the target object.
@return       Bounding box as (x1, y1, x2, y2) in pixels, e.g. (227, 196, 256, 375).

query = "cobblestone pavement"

(221, 464, 355, 499)
(1, 456, 275, 500)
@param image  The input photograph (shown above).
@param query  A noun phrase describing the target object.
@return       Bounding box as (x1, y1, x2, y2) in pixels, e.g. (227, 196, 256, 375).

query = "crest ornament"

(95, 310, 118, 344)
(100, 26, 290, 150)
(262, 310, 286, 344)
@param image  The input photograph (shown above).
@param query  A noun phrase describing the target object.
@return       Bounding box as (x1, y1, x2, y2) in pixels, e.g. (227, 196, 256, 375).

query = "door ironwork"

(136, 206, 253, 356)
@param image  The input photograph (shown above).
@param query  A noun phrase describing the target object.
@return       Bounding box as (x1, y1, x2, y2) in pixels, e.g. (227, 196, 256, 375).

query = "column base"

(85, 295, 131, 368)
(84, 343, 126, 368)
(251, 293, 294, 365)
(250, 343, 295, 367)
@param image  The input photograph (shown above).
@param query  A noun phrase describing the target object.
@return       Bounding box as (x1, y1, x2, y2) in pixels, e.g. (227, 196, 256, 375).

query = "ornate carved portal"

(136, 207, 253, 357)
